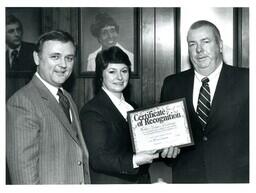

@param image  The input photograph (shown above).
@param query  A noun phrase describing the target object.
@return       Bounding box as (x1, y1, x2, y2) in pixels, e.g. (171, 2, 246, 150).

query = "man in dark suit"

(6, 14, 36, 73)
(6, 30, 90, 184)
(160, 20, 249, 183)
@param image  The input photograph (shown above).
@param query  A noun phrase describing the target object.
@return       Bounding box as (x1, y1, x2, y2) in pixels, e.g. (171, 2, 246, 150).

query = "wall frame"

(79, 7, 140, 78)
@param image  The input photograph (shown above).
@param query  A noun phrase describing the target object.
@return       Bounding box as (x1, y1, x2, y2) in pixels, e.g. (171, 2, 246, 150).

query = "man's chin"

(9, 42, 21, 49)
(53, 76, 68, 85)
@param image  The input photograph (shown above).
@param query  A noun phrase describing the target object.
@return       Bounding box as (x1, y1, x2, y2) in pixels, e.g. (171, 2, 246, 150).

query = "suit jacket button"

(203, 136, 208, 141)
(78, 161, 82, 165)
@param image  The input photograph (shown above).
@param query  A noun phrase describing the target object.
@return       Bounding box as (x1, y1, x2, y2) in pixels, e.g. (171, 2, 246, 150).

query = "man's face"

(98, 25, 118, 49)
(34, 40, 75, 87)
(6, 23, 23, 49)
(187, 26, 223, 76)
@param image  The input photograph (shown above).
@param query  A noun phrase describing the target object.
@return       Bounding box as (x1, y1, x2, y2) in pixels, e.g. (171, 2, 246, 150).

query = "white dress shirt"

(35, 72, 73, 121)
(192, 63, 223, 111)
(102, 87, 134, 120)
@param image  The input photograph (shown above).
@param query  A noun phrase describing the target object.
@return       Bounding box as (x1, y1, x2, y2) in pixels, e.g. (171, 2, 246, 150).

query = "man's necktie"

(11, 49, 18, 69)
(57, 89, 71, 123)
(196, 77, 211, 129)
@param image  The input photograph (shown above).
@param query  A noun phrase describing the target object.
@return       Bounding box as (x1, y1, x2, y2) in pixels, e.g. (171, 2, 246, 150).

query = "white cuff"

(132, 155, 139, 168)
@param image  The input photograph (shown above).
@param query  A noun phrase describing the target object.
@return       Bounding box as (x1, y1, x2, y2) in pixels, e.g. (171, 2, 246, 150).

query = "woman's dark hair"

(94, 46, 131, 94)
(90, 13, 119, 38)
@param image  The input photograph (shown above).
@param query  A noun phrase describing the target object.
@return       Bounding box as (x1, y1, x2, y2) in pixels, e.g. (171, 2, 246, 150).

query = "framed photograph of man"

(79, 7, 140, 77)
(6, 7, 41, 77)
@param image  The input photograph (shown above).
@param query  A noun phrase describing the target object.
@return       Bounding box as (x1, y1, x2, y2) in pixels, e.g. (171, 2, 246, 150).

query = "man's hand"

(134, 150, 159, 166)
(160, 146, 180, 158)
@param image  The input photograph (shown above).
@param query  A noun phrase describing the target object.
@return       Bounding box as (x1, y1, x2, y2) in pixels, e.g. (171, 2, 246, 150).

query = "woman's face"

(102, 63, 129, 97)
(98, 25, 118, 50)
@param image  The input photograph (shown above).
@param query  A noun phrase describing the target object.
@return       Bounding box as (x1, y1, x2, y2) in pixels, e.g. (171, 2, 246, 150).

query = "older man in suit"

(6, 30, 90, 184)
(160, 20, 249, 183)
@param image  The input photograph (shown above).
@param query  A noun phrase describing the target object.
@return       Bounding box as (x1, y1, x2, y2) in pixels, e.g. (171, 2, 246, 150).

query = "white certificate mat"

(127, 98, 194, 153)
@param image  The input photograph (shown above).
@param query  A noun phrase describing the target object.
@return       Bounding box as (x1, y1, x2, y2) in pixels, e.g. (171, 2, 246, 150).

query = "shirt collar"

(102, 86, 125, 105)
(35, 72, 60, 99)
(194, 62, 223, 82)
(7, 45, 21, 54)
(102, 87, 134, 120)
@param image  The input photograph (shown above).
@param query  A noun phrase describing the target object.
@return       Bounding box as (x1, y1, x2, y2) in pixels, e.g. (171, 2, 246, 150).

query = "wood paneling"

(40, 7, 249, 110)
(155, 8, 176, 102)
(141, 8, 155, 107)
(233, 8, 249, 68)
(240, 8, 249, 68)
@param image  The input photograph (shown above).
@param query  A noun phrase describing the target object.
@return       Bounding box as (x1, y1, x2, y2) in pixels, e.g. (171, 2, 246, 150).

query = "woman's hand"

(160, 146, 180, 158)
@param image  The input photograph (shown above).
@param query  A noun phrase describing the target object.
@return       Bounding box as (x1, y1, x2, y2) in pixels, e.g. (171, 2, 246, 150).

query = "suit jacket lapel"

(100, 89, 128, 127)
(66, 91, 89, 156)
(6, 50, 10, 71)
(206, 64, 233, 128)
(31, 75, 80, 145)
(186, 70, 199, 122)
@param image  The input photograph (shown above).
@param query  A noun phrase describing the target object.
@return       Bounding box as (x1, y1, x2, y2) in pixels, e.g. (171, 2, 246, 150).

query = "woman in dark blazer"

(80, 46, 161, 184)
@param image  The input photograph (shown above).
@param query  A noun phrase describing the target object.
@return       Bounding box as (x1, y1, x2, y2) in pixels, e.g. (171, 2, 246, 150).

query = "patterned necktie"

(11, 49, 18, 69)
(196, 77, 211, 129)
(57, 89, 71, 123)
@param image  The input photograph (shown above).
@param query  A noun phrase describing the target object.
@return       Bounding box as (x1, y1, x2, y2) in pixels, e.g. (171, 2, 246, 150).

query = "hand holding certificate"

(127, 98, 194, 154)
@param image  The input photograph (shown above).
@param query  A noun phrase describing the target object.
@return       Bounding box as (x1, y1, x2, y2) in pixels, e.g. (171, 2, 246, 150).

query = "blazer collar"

(98, 89, 128, 124)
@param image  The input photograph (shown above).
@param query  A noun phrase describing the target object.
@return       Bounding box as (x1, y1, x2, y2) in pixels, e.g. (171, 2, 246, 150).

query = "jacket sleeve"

(160, 77, 170, 103)
(6, 94, 40, 184)
(80, 110, 139, 175)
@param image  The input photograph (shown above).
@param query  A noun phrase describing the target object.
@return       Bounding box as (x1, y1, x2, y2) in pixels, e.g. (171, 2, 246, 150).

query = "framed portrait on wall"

(177, 7, 235, 72)
(79, 7, 140, 78)
(6, 7, 41, 77)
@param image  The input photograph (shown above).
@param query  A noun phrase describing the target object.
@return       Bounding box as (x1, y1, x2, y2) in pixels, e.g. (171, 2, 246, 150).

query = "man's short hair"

(90, 13, 119, 38)
(188, 20, 222, 42)
(6, 14, 23, 32)
(35, 30, 75, 54)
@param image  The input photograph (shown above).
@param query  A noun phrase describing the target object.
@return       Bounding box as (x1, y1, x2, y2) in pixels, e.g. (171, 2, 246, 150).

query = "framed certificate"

(127, 98, 194, 154)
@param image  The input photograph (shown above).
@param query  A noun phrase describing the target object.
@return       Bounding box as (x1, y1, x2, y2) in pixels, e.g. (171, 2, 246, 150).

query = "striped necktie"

(196, 77, 211, 129)
(57, 89, 71, 123)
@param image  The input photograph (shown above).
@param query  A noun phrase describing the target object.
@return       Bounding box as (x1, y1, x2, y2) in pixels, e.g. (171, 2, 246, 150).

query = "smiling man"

(86, 12, 134, 72)
(160, 20, 249, 183)
(6, 30, 90, 184)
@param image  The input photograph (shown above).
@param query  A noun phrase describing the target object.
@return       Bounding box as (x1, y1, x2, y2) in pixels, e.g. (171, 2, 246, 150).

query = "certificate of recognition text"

(127, 98, 194, 153)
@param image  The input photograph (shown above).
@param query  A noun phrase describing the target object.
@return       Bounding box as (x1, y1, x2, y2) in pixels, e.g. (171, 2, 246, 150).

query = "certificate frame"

(127, 98, 194, 154)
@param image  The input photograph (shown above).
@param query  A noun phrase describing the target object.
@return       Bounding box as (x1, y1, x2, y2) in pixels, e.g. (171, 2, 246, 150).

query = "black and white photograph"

(6, 8, 41, 75)
(1, 0, 255, 193)
(79, 8, 139, 77)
